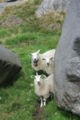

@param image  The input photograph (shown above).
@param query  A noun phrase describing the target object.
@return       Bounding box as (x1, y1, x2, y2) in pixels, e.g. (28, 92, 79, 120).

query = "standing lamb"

(34, 73, 54, 107)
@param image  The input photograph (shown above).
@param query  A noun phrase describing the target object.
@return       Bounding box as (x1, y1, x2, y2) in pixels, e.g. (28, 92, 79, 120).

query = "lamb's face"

(31, 50, 40, 66)
(42, 57, 54, 66)
(34, 75, 41, 86)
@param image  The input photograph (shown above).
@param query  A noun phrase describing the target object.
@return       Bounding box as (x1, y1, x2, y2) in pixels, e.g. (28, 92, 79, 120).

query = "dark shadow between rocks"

(0, 68, 22, 88)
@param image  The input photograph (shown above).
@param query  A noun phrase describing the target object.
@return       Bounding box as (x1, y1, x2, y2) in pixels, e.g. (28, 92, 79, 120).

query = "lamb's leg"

(43, 98, 46, 106)
(40, 97, 43, 107)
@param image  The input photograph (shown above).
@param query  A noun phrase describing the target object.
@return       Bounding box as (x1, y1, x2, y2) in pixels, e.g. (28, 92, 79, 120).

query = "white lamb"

(31, 50, 45, 72)
(42, 49, 56, 75)
(34, 73, 54, 107)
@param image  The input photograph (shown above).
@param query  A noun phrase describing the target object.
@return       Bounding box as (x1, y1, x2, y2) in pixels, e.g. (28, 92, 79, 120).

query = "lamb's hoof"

(40, 104, 43, 108)
(43, 103, 46, 106)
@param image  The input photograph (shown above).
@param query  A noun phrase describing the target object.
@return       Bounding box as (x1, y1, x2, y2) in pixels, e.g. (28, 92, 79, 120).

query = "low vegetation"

(0, 0, 79, 120)
(0, 0, 5, 2)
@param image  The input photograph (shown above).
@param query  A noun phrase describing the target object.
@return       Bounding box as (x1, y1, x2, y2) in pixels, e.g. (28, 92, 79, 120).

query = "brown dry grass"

(38, 11, 65, 32)
(0, 0, 5, 2)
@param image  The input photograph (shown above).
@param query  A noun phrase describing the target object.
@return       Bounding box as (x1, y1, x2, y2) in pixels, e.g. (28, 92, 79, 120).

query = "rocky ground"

(0, 0, 26, 13)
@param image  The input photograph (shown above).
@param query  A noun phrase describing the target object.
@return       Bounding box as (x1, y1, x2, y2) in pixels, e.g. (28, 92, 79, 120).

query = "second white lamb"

(42, 49, 56, 75)
(34, 73, 54, 107)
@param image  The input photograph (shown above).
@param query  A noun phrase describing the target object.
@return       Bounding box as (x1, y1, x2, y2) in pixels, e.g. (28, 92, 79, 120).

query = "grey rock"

(0, 45, 21, 85)
(54, 0, 80, 116)
(36, 0, 69, 17)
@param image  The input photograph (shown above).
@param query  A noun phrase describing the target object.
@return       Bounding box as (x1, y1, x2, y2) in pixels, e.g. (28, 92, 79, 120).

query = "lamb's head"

(31, 50, 40, 67)
(42, 57, 54, 66)
(34, 73, 43, 86)
(34, 73, 47, 86)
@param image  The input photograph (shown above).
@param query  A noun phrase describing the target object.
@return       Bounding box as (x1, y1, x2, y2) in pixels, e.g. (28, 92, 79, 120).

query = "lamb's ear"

(37, 49, 40, 54)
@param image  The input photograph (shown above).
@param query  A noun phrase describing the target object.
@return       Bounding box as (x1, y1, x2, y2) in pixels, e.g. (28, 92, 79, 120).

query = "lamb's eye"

(50, 58, 53, 61)
(42, 58, 45, 60)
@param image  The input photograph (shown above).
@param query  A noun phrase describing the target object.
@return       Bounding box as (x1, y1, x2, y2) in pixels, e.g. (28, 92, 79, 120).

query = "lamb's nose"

(38, 81, 40, 85)
(34, 59, 38, 63)
(47, 63, 49, 66)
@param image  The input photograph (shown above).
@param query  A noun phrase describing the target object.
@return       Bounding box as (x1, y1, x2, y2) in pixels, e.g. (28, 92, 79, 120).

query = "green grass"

(0, 29, 11, 38)
(0, 1, 79, 120)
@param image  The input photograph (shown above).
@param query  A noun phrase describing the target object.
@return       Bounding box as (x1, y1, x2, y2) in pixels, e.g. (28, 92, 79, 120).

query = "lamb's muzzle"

(33, 59, 39, 66)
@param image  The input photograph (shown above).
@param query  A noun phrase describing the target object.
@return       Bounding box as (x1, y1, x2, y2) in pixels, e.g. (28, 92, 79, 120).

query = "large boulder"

(54, 0, 80, 116)
(0, 46, 21, 85)
(36, 0, 69, 17)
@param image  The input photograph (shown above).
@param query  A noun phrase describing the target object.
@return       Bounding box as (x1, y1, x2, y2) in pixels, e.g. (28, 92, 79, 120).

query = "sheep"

(31, 50, 45, 72)
(34, 73, 54, 107)
(42, 49, 56, 60)
(42, 49, 55, 75)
